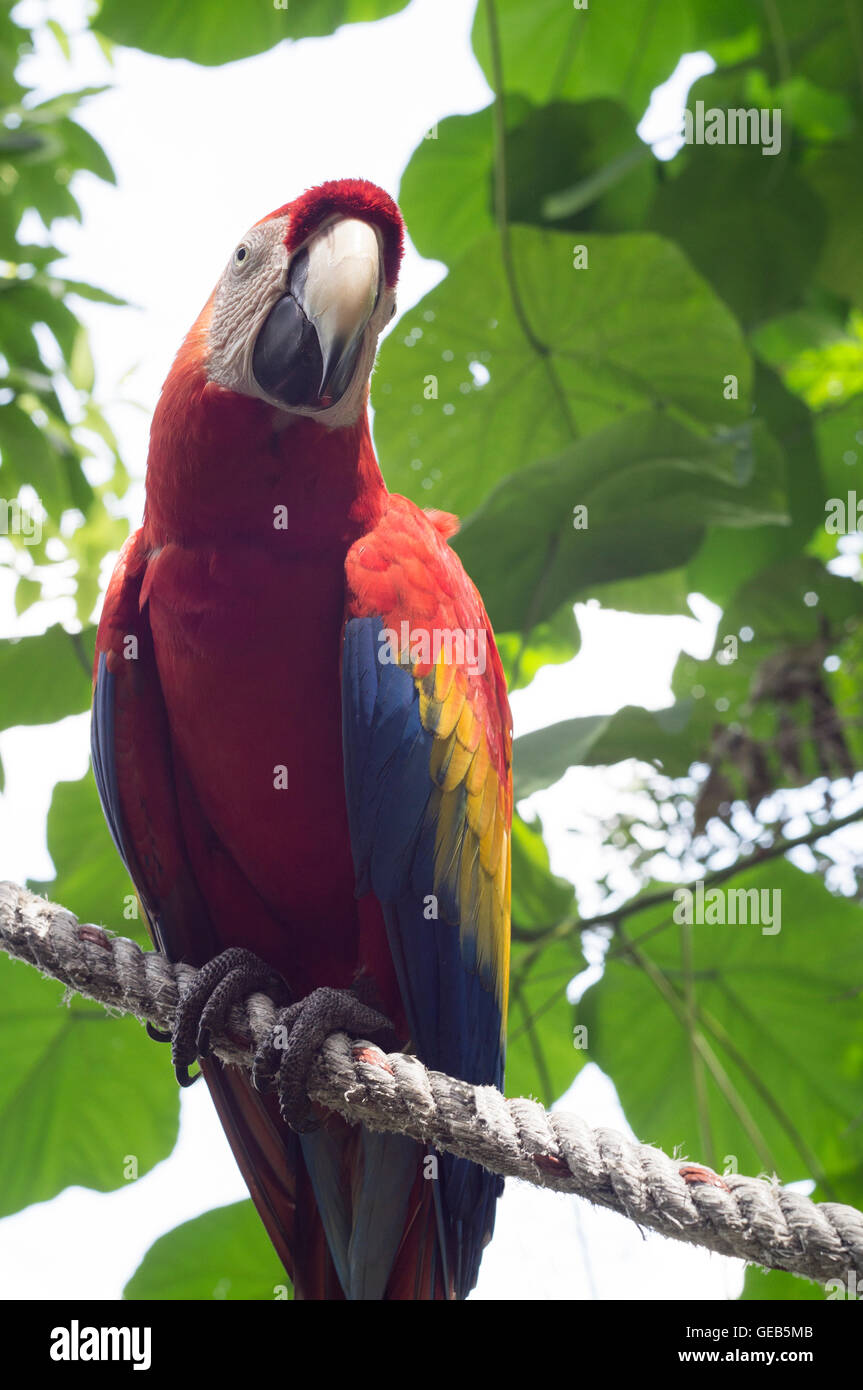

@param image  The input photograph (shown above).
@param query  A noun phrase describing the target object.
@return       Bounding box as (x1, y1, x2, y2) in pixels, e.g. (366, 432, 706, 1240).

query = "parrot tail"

(200, 1059, 448, 1299)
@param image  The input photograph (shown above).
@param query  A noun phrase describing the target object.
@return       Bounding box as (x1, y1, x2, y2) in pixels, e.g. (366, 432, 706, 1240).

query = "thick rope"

(2, 880, 861, 1287)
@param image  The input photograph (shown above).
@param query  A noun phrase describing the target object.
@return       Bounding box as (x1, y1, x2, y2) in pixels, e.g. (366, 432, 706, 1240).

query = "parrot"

(91, 178, 512, 1300)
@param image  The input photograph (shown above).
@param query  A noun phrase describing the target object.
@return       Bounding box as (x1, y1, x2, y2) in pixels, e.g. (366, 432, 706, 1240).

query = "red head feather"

(261, 178, 404, 287)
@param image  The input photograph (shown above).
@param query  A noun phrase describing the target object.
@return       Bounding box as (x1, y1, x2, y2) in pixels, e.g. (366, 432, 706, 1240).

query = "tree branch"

(512, 803, 863, 951)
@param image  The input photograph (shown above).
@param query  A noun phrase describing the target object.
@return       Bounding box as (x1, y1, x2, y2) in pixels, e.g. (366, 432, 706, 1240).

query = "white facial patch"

(207, 217, 291, 396)
(205, 213, 397, 428)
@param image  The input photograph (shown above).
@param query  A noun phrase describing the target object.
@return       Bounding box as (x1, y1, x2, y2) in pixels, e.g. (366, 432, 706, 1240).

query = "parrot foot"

(252, 987, 393, 1132)
(168, 947, 291, 1087)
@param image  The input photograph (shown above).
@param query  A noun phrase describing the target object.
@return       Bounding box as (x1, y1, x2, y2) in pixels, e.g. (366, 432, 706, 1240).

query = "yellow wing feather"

(414, 662, 511, 1033)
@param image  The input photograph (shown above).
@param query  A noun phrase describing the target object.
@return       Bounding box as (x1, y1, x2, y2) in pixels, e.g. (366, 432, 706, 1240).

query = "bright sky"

(0, 0, 746, 1300)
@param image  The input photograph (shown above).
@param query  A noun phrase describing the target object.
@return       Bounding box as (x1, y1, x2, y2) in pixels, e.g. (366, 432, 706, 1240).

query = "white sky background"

(0, 0, 751, 1300)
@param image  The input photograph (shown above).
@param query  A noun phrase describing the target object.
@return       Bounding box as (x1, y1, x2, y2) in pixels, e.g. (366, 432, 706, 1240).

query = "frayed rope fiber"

(2, 880, 861, 1288)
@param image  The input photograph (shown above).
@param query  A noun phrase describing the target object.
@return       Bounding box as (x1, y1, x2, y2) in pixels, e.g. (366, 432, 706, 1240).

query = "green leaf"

(540, 145, 653, 227)
(749, 74, 854, 146)
(690, 1, 862, 95)
(686, 366, 825, 609)
(741, 1266, 827, 1300)
(13, 573, 41, 615)
(498, 819, 582, 1104)
(398, 97, 655, 268)
(398, 104, 504, 267)
(720, 555, 863, 648)
(752, 310, 863, 410)
(0, 295, 44, 377)
(0, 952, 178, 1218)
(578, 861, 863, 1203)
(46, 19, 72, 62)
(514, 714, 611, 799)
(29, 768, 144, 942)
(453, 412, 784, 634)
(62, 280, 127, 306)
(472, 0, 691, 119)
(0, 625, 92, 729)
(124, 1201, 290, 1300)
(815, 398, 863, 502)
(496, 599, 580, 692)
(20, 87, 110, 124)
(581, 700, 707, 777)
(68, 323, 95, 393)
(7, 159, 83, 227)
(0, 129, 47, 156)
(0, 277, 79, 359)
(374, 229, 752, 525)
(584, 568, 692, 616)
(60, 444, 97, 517)
(95, 0, 410, 65)
(65, 506, 130, 624)
(686, 0, 762, 60)
(56, 118, 116, 186)
(650, 145, 826, 329)
(507, 936, 583, 1106)
(510, 811, 576, 929)
(506, 100, 656, 235)
(0, 402, 66, 514)
(807, 137, 863, 309)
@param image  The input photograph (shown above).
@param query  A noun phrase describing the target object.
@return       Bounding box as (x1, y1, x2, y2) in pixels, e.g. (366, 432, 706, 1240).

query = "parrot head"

(202, 179, 404, 427)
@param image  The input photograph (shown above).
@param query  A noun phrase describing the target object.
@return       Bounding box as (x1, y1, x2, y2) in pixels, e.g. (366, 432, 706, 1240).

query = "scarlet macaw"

(91, 180, 512, 1300)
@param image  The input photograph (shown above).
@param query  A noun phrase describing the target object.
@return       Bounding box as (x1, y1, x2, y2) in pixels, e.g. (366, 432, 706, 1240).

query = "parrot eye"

(233, 244, 251, 268)
(390, 301, 397, 319)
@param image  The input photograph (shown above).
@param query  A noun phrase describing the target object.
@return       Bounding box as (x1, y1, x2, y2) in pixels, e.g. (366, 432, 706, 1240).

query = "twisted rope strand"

(2, 880, 861, 1287)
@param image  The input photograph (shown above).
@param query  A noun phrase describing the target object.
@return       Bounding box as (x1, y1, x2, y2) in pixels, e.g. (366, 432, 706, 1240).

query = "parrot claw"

(166, 947, 290, 1090)
(176, 1061, 203, 1088)
(145, 1021, 173, 1044)
(253, 986, 394, 1132)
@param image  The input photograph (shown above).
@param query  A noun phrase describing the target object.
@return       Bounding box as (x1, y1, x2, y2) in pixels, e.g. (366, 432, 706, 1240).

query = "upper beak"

(252, 217, 381, 410)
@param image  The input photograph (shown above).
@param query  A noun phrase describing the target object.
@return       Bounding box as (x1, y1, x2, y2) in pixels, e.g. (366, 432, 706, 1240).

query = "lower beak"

(252, 218, 381, 410)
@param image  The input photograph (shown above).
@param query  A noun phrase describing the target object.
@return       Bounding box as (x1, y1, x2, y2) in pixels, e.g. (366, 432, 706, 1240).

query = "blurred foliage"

(0, 952, 177, 1217)
(0, 5, 129, 652)
(0, 0, 860, 1301)
(123, 1201, 290, 1300)
(0, 0, 169, 1237)
(95, 0, 412, 66)
(741, 1266, 828, 1300)
(579, 861, 863, 1202)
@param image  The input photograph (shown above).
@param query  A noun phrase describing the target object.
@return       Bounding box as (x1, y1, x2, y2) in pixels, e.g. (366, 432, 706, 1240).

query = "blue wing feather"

(341, 616, 505, 1298)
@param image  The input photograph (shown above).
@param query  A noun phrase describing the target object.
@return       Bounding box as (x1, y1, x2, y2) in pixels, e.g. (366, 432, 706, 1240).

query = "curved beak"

(252, 217, 381, 409)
